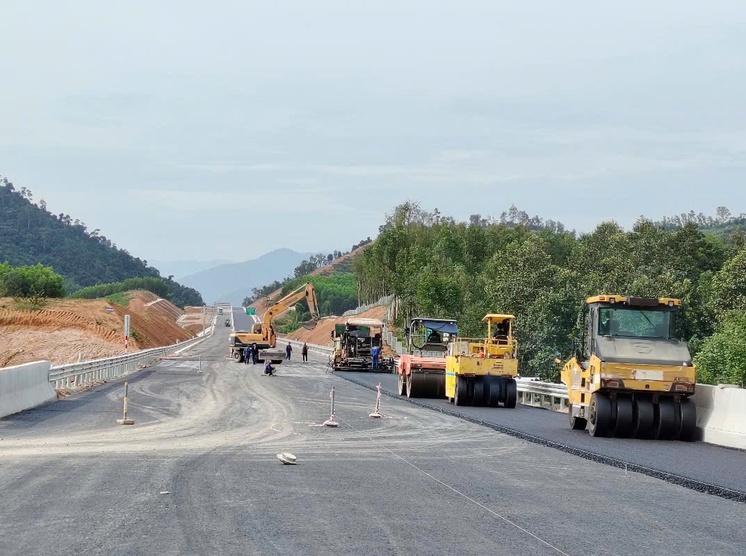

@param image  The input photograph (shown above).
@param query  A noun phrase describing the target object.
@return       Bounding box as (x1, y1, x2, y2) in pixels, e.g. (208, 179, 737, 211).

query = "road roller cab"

(561, 295, 697, 440)
(396, 317, 458, 398)
(445, 314, 519, 408)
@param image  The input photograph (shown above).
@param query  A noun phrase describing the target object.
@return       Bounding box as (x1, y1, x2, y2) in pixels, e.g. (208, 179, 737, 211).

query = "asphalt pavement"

(341, 371, 746, 497)
(1, 326, 745, 555)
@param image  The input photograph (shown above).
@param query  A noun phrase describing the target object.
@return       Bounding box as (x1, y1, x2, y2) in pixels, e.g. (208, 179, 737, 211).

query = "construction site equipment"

(331, 317, 394, 372)
(445, 314, 518, 407)
(397, 317, 458, 398)
(229, 282, 319, 364)
(561, 295, 696, 440)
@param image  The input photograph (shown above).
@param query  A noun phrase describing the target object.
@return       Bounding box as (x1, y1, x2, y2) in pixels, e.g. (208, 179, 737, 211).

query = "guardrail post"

(117, 381, 135, 425)
(323, 387, 339, 427)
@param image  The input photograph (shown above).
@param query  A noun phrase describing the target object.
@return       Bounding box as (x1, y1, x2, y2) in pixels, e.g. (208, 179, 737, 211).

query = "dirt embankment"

(0, 291, 198, 367)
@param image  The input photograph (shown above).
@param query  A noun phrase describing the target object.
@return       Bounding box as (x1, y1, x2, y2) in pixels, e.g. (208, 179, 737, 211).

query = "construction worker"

(493, 322, 508, 343)
(285, 343, 292, 361)
(371, 344, 380, 370)
(264, 361, 275, 376)
(302, 343, 309, 362)
(244, 344, 253, 364)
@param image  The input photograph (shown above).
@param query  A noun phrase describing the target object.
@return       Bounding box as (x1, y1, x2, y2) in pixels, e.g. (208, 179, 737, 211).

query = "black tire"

(416, 374, 441, 399)
(473, 378, 485, 407)
(568, 405, 588, 430)
(588, 392, 612, 437)
(406, 374, 414, 398)
(486, 376, 501, 408)
(613, 395, 634, 438)
(232, 351, 242, 362)
(504, 379, 517, 409)
(397, 373, 406, 396)
(498, 377, 508, 405)
(454, 376, 468, 406)
(679, 398, 697, 442)
(428, 374, 446, 399)
(632, 397, 655, 439)
(655, 397, 679, 440)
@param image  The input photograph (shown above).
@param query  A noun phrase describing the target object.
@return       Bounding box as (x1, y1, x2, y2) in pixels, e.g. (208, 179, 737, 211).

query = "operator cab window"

(598, 307, 672, 339)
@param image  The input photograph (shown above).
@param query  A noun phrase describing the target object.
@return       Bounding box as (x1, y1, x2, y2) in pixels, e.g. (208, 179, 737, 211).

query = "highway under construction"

(0, 317, 744, 555)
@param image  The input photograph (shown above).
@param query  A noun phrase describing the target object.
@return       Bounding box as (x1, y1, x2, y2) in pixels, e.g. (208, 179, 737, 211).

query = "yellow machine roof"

(586, 295, 682, 307)
(482, 314, 515, 322)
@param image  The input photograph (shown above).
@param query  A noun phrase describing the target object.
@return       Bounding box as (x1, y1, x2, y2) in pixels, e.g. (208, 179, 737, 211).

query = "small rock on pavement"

(276, 452, 297, 465)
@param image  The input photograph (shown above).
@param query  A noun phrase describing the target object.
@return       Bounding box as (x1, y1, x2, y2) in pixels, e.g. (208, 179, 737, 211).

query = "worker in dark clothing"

(302, 343, 309, 362)
(493, 322, 509, 342)
(264, 361, 275, 376)
(285, 343, 292, 361)
(244, 345, 252, 364)
(252, 343, 259, 364)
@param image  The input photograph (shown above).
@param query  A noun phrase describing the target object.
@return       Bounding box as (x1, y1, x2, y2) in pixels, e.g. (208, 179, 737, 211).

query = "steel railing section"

(384, 330, 405, 355)
(341, 294, 395, 317)
(49, 316, 217, 389)
(516, 378, 569, 411)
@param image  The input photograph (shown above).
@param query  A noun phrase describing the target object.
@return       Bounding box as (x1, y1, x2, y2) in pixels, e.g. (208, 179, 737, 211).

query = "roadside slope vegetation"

(353, 202, 746, 385)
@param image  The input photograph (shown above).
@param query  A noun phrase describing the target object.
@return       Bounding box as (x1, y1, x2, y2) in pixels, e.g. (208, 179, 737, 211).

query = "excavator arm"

(261, 282, 320, 344)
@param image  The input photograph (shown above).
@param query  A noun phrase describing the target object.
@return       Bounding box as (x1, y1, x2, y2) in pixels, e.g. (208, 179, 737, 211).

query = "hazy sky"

(1, 1, 745, 263)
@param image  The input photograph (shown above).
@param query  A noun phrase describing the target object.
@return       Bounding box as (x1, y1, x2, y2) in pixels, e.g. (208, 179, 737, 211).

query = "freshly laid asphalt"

(342, 371, 746, 497)
(0, 325, 745, 555)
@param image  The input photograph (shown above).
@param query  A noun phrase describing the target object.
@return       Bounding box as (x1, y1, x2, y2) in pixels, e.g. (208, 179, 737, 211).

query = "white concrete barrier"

(694, 384, 746, 450)
(0, 361, 56, 419)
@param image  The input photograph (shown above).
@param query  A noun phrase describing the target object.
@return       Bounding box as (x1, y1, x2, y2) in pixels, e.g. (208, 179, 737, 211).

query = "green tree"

(711, 246, 746, 316)
(0, 263, 65, 298)
(694, 311, 746, 386)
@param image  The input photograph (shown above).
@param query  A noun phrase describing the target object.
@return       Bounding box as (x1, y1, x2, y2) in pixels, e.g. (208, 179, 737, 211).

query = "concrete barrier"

(694, 384, 746, 450)
(0, 360, 56, 419)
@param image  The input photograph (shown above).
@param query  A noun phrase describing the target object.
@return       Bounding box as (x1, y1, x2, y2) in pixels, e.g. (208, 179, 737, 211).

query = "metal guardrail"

(342, 294, 395, 317)
(516, 378, 569, 412)
(49, 317, 216, 389)
(384, 330, 404, 356)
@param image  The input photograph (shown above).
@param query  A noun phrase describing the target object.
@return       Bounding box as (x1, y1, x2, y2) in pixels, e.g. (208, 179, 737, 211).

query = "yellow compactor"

(445, 314, 518, 407)
(561, 295, 696, 440)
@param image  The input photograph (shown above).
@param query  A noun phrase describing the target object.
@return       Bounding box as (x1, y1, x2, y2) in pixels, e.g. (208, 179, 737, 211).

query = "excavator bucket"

(300, 318, 319, 330)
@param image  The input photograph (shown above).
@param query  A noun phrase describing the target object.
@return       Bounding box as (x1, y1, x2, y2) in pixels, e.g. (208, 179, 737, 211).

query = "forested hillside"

(353, 202, 746, 385)
(0, 178, 203, 307)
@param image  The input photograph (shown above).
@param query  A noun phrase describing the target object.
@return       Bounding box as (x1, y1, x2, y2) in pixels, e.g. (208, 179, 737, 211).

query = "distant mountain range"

(150, 259, 233, 280)
(176, 248, 312, 305)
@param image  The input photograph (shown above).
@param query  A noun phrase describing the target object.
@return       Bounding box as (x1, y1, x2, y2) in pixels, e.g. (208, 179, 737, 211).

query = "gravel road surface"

(1, 328, 745, 555)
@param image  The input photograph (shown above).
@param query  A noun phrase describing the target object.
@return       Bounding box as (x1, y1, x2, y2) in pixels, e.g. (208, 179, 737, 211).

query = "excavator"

(229, 282, 319, 363)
